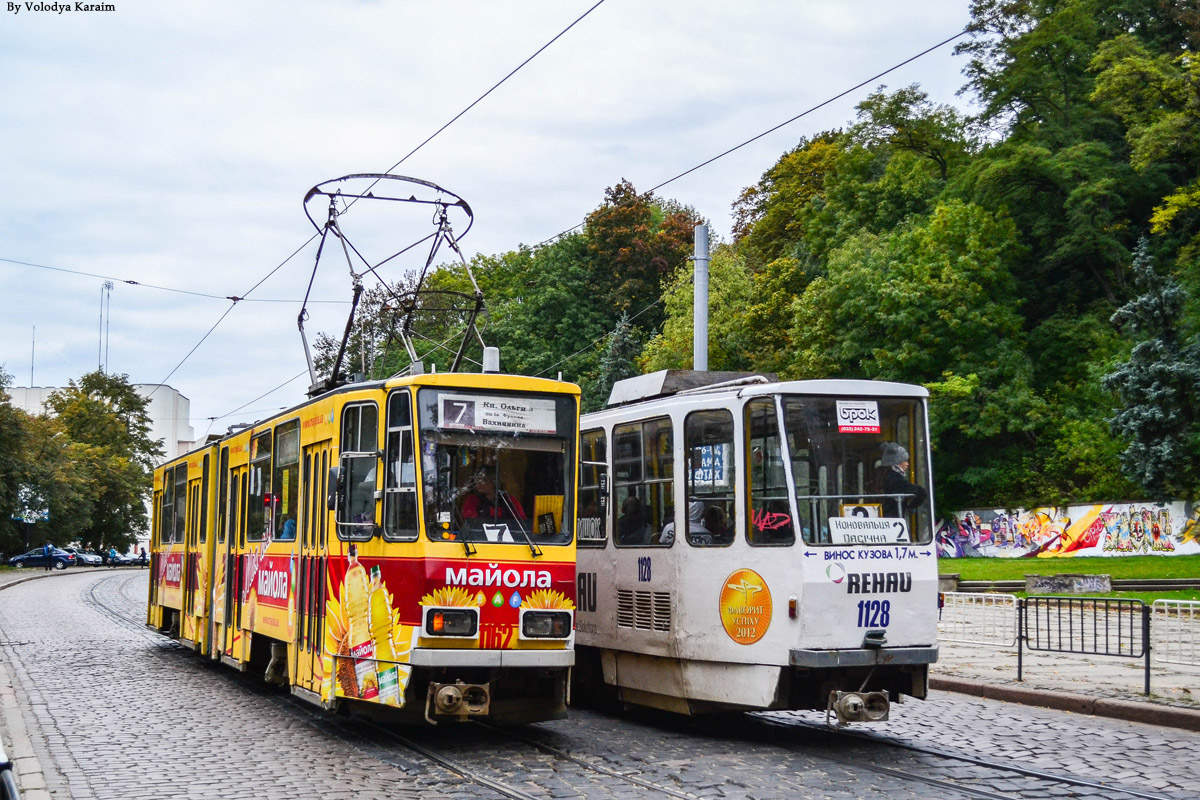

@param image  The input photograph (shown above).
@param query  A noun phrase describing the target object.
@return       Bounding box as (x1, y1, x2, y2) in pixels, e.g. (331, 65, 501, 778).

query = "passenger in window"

(873, 443, 928, 517)
(279, 514, 297, 541)
(662, 500, 712, 546)
(462, 469, 526, 520)
(701, 504, 729, 543)
(617, 495, 648, 544)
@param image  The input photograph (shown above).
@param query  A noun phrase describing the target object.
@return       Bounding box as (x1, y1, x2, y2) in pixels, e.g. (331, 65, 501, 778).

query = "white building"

(10, 383, 196, 463)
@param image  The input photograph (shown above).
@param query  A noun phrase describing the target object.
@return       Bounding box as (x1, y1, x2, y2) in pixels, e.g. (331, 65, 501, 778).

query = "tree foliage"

(298, 1, 1200, 511)
(1102, 241, 1200, 500)
(43, 371, 162, 552)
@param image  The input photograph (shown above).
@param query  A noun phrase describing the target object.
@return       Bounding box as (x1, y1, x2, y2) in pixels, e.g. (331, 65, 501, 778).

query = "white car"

(65, 548, 103, 567)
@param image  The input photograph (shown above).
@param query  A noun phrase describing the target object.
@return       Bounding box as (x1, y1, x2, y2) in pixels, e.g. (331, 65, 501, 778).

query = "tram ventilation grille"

(616, 589, 671, 631)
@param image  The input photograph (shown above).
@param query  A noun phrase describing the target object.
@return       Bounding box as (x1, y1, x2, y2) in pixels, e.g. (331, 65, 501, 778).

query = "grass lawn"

(940, 555, 1200, 602)
(938, 554, 1200, 581)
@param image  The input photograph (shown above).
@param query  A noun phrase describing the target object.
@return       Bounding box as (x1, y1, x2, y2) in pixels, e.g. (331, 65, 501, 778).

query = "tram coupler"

(425, 681, 490, 724)
(826, 689, 889, 726)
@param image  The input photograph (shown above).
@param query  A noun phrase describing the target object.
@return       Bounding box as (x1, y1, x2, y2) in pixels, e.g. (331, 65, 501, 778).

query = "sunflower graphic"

(521, 589, 575, 610)
(419, 585, 476, 607)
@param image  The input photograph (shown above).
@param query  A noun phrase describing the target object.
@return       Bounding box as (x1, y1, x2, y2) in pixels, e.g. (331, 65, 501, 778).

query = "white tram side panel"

(575, 371, 939, 719)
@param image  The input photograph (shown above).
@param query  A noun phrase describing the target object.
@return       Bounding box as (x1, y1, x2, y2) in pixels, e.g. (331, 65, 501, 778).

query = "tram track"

(70, 572, 1191, 800)
(753, 711, 1181, 800)
(79, 571, 703, 799)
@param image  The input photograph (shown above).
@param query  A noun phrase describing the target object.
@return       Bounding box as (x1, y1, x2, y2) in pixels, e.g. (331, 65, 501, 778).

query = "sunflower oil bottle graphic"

(369, 564, 401, 706)
(344, 544, 379, 699)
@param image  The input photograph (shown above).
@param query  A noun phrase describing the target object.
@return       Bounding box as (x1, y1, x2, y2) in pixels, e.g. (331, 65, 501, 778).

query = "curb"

(930, 676, 1200, 732)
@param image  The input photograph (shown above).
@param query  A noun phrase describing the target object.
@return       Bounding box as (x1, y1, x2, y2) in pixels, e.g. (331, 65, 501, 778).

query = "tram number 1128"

(856, 599, 891, 628)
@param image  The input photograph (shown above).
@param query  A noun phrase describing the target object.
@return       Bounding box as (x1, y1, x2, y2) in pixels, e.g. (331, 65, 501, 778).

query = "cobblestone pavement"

(2, 569, 1199, 799)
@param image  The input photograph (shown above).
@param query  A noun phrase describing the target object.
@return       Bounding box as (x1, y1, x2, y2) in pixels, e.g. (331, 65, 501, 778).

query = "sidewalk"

(932, 635, 1200, 731)
(0, 570, 65, 800)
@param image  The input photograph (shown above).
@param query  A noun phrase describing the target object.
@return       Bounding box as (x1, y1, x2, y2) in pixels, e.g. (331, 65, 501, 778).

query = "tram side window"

(383, 391, 418, 541)
(248, 431, 272, 542)
(173, 464, 188, 544)
(746, 399, 794, 546)
(230, 473, 240, 548)
(578, 429, 608, 548)
(684, 410, 735, 547)
(159, 468, 173, 545)
(274, 420, 300, 540)
(217, 448, 229, 545)
(337, 402, 379, 540)
(613, 418, 672, 547)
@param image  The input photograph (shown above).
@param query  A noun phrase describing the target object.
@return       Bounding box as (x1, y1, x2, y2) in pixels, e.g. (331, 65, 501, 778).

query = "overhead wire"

(526, 23, 979, 377)
(0, 255, 347, 303)
(538, 22, 975, 247)
(195, 1, 609, 420)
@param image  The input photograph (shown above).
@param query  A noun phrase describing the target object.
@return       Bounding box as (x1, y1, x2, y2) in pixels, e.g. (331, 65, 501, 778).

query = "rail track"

(61, 571, 1195, 800)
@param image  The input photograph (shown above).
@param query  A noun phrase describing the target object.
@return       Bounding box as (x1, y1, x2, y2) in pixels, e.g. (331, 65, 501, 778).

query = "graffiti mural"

(937, 502, 1200, 558)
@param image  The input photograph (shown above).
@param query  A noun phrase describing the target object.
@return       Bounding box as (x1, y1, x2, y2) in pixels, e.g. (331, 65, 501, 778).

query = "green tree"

(0, 369, 29, 554)
(583, 180, 703, 336)
(1102, 241, 1200, 501)
(593, 312, 642, 412)
(641, 244, 757, 373)
(45, 371, 162, 552)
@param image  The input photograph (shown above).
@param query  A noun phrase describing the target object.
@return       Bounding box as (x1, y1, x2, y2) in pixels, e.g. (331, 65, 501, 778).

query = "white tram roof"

(605, 369, 927, 409)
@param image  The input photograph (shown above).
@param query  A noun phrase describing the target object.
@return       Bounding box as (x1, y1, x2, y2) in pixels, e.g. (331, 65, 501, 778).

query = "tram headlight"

(519, 609, 573, 639)
(423, 607, 478, 637)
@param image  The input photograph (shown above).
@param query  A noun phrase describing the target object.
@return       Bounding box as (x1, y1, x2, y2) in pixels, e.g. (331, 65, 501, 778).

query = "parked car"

(101, 550, 130, 566)
(8, 547, 76, 570)
(65, 548, 103, 567)
(129, 551, 149, 567)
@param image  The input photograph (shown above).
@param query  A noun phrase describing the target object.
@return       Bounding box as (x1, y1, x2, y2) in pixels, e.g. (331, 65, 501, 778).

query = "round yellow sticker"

(719, 568, 772, 645)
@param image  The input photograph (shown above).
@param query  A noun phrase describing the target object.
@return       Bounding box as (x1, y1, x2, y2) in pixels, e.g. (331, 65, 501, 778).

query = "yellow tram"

(148, 371, 580, 724)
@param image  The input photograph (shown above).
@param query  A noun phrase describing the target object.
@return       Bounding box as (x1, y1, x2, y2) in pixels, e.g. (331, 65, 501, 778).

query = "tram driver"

(462, 468, 527, 520)
(872, 442, 927, 518)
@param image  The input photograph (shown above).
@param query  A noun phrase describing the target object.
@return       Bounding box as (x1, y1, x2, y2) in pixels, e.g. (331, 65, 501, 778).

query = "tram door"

(295, 440, 332, 693)
(181, 459, 207, 646)
(209, 447, 231, 660)
(220, 463, 250, 662)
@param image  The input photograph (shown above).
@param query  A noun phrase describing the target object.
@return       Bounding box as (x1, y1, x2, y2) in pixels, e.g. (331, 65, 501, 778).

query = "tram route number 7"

(442, 398, 476, 427)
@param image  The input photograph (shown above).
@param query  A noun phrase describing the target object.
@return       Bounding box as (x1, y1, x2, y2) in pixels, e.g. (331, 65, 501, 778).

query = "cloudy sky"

(0, 0, 973, 441)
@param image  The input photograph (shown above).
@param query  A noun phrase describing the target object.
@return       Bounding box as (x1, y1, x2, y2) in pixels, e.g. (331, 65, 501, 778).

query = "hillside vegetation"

(312, 1, 1200, 514)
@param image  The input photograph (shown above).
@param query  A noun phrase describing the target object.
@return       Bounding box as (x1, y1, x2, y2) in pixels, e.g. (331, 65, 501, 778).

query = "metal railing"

(1019, 597, 1150, 695)
(1152, 599, 1200, 667)
(938, 591, 1018, 647)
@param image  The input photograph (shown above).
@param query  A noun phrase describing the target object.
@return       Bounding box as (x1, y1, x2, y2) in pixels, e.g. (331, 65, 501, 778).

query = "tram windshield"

(749, 395, 932, 546)
(416, 388, 576, 546)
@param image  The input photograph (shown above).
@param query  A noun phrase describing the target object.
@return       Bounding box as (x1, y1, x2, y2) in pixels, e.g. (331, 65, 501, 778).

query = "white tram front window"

(780, 396, 932, 546)
(746, 399, 794, 546)
(417, 389, 576, 546)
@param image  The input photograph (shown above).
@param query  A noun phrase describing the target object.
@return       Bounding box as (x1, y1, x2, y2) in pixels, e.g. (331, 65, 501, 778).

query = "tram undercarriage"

(575, 645, 934, 720)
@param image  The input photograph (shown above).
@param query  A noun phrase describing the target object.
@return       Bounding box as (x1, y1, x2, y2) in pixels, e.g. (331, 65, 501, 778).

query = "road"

(1, 570, 1197, 799)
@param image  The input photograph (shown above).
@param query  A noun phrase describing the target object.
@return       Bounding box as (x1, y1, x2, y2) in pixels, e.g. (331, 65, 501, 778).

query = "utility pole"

(693, 224, 710, 371)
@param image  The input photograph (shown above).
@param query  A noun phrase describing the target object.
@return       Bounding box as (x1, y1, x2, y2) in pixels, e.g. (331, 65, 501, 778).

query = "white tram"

(573, 371, 938, 723)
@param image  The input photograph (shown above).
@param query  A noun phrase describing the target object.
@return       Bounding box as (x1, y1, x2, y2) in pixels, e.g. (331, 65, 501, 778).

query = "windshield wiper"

(499, 493, 541, 558)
